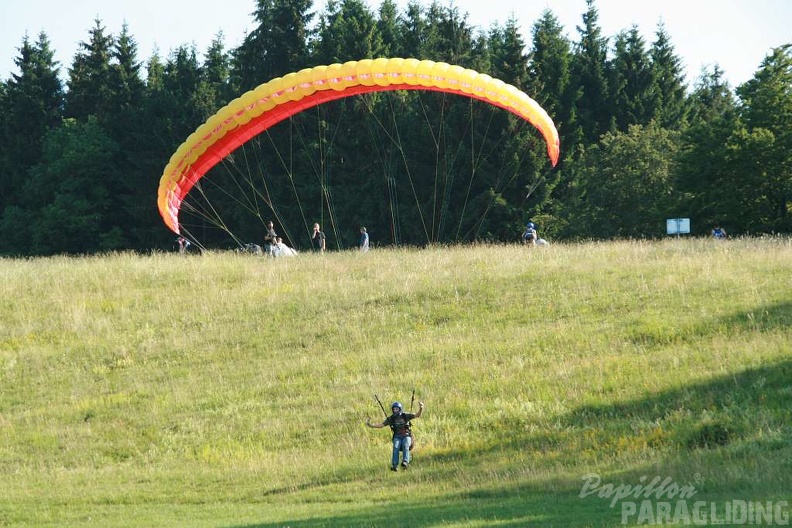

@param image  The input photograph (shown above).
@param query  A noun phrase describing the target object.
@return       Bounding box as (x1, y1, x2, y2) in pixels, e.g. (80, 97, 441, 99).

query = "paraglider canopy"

(157, 58, 561, 235)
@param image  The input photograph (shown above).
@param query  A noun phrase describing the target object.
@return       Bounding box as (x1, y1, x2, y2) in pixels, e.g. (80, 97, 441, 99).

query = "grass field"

(1, 238, 790, 527)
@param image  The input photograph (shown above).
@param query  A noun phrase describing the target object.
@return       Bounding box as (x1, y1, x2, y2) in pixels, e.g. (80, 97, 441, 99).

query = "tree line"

(1, 0, 790, 255)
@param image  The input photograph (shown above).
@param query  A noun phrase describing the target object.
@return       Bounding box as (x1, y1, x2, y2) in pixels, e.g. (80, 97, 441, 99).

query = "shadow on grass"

(719, 300, 792, 333)
(232, 360, 792, 528)
(628, 300, 792, 347)
(232, 479, 618, 527)
(574, 300, 792, 451)
(232, 357, 792, 527)
(565, 358, 792, 448)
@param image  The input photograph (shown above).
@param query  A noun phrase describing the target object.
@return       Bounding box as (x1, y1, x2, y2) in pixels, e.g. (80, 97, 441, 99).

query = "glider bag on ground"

(157, 57, 561, 234)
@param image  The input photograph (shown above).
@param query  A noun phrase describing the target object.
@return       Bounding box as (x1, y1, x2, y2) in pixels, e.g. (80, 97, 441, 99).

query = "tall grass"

(1, 238, 790, 527)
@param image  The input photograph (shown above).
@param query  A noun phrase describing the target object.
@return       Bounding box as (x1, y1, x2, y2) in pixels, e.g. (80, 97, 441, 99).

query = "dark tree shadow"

(229, 302, 792, 527)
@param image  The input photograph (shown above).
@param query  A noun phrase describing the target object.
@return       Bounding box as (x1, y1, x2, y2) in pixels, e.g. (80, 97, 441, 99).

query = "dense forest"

(1, 0, 790, 255)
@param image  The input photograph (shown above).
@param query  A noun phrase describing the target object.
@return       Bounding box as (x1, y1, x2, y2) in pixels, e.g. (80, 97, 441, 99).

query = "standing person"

(359, 226, 369, 252)
(312, 223, 326, 252)
(366, 400, 424, 471)
(712, 224, 727, 239)
(522, 222, 538, 245)
(176, 236, 191, 253)
(264, 221, 278, 256)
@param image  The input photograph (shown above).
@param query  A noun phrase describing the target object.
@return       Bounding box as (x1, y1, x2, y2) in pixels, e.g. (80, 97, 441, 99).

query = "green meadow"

(1, 238, 790, 527)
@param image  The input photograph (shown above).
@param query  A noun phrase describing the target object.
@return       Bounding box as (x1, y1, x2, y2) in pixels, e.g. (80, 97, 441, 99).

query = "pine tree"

(163, 45, 205, 132)
(733, 44, 792, 232)
(109, 25, 162, 250)
(232, 0, 314, 92)
(489, 16, 529, 87)
(376, 0, 401, 57)
(0, 33, 63, 202)
(528, 9, 578, 153)
(675, 66, 739, 232)
(422, 2, 475, 65)
(650, 23, 688, 130)
(0, 32, 63, 254)
(132, 52, 186, 249)
(196, 34, 232, 114)
(33, 19, 129, 253)
(65, 19, 115, 122)
(608, 26, 655, 131)
(110, 23, 145, 118)
(399, 2, 428, 58)
(570, 0, 611, 143)
(26, 118, 121, 254)
(314, 0, 383, 63)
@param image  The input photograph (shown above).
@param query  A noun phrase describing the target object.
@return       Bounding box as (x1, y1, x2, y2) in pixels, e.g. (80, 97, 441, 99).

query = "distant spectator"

(264, 221, 278, 256)
(359, 226, 369, 252)
(312, 223, 326, 252)
(176, 236, 191, 253)
(712, 225, 727, 239)
(522, 222, 538, 246)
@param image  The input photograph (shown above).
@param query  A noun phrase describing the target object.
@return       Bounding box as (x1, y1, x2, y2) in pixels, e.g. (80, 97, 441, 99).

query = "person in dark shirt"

(264, 221, 278, 256)
(366, 400, 424, 471)
(312, 223, 326, 252)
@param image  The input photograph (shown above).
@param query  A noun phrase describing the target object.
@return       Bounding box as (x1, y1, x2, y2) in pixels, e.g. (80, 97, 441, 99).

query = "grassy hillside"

(1, 239, 790, 527)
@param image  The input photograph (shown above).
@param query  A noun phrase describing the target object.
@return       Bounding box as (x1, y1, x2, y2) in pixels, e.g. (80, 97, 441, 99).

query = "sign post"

(666, 218, 691, 238)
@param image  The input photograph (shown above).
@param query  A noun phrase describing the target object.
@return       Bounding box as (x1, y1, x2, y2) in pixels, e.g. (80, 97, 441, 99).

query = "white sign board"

(666, 218, 691, 235)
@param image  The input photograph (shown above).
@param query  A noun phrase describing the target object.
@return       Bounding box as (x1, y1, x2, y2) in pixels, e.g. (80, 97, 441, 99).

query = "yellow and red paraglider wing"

(158, 58, 560, 234)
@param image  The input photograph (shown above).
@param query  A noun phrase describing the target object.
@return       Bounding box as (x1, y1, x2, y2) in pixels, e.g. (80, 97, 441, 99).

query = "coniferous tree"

(484, 17, 551, 238)
(34, 20, 130, 252)
(608, 26, 655, 131)
(163, 45, 206, 133)
(415, 5, 485, 241)
(217, 2, 313, 248)
(650, 23, 688, 130)
(134, 52, 190, 248)
(0, 32, 64, 254)
(732, 44, 792, 232)
(232, 0, 314, 92)
(422, 1, 475, 65)
(528, 9, 576, 147)
(155, 45, 231, 247)
(108, 26, 166, 250)
(570, 0, 611, 143)
(0, 33, 63, 202)
(527, 9, 580, 236)
(376, 0, 401, 57)
(65, 19, 115, 122)
(0, 79, 6, 190)
(109, 23, 146, 121)
(489, 16, 529, 87)
(315, 0, 382, 63)
(203, 34, 232, 101)
(194, 34, 232, 117)
(675, 66, 739, 232)
(26, 118, 121, 254)
(399, 2, 429, 58)
(138, 52, 170, 143)
(106, 23, 149, 247)
(688, 66, 736, 124)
